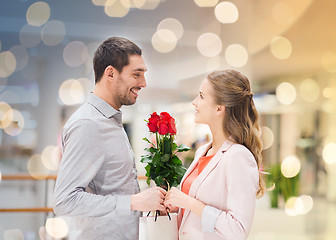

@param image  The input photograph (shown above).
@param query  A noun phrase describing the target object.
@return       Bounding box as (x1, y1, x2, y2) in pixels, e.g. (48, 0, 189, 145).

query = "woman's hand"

(164, 187, 189, 210)
(164, 187, 206, 217)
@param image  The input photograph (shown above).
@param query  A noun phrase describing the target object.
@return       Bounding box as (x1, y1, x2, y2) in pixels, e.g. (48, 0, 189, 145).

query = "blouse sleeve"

(200, 148, 259, 239)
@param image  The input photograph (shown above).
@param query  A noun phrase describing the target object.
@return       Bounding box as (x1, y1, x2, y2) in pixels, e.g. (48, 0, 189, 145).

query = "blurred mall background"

(0, 0, 336, 239)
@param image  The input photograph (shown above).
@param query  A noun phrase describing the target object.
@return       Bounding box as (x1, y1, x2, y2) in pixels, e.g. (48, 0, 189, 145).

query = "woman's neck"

(208, 123, 227, 155)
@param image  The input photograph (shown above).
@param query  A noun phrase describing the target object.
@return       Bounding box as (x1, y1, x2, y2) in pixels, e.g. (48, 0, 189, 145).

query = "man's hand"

(131, 187, 167, 212)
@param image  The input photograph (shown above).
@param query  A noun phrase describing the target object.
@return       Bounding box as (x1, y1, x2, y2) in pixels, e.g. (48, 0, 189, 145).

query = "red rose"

(157, 112, 177, 135)
(147, 112, 160, 133)
(160, 112, 171, 121)
(168, 117, 177, 135)
(158, 119, 170, 135)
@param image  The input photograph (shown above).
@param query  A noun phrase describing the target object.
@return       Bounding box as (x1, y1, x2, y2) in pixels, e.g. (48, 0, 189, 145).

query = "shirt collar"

(87, 92, 122, 123)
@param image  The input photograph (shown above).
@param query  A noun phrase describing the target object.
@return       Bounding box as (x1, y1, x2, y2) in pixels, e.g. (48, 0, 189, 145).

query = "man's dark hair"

(93, 37, 142, 84)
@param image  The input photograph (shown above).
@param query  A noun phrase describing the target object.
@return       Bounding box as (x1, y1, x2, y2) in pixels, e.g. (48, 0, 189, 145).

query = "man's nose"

(140, 76, 147, 88)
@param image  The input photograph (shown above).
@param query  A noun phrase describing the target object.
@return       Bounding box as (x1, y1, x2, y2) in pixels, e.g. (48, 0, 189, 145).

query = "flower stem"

(155, 132, 159, 149)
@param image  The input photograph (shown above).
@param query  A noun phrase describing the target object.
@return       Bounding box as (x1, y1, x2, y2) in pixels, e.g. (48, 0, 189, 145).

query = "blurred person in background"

(164, 69, 265, 240)
(53, 37, 166, 240)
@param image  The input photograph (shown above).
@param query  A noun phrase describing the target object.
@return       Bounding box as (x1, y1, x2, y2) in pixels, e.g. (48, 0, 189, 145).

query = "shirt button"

(118, 123, 122, 127)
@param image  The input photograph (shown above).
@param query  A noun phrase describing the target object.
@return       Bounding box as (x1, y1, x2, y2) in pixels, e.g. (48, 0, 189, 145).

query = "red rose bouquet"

(141, 112, 189, 190)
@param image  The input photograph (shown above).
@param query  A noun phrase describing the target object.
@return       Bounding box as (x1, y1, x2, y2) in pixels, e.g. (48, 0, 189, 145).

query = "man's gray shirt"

(53, 93, 141, 240)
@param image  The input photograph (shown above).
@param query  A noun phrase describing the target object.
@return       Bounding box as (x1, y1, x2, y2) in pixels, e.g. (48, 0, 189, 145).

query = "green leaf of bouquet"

(142, 137, 155, 146)
(160, 169, 170, 178)
(144, 147, 157, 154)
(177, 144, 191, 152)
(152, 152, 161, 166)
(171, 155, 182, 165)
(140, 155, 152, 163)
(155, 175, 164, 186)
(171, 142, 178, 151)
(162, 154, 170, 162)
(155, 165, 161, 174)
(175, 166, 187, 176)
(161, 136, 170, 153)
(145, 164, 151, 173)
(146, 177, 151, 185)
(166, 162, 177, 170)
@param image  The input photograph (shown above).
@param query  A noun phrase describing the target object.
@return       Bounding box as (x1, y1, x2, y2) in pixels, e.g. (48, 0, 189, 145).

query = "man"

(53, 37, 166, 240)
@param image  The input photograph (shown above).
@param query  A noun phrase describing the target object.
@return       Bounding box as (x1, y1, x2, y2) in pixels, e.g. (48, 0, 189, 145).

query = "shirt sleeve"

(200, 148, 259, 240)
(53, 119, 132, 218)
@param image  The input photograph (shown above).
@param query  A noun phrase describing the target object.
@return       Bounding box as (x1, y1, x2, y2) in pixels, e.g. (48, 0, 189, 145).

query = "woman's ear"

(216, 105, 225, 115)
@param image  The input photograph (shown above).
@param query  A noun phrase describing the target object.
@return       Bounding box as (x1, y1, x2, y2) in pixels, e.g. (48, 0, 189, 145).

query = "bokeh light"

(270, 36, 292, 60)
(296, 195, 314, 215)
(225, 44, 248, 68)
(26, 2, 51, 27)
(41, 20, 66, 46)
(299, 78, 320, 103)
(276, 82, 296, 105)
(92, 0, 108, 6)
(0, 51, 17, 78)
(285, 195, 314, 216)
(214, 1, 239, 24)
(3, 109, 25, 136)
(157, 18, 184, 40)
(27, 154, 50, 179)
(41, 145, 61, 171)
(261, 126, 274, 150)
(321, 51, 336, 73)
(63, 41, 88, 67)
(322, 87, 334, 98)
(281, 155, 301, 178)
(0, 102, 12, 129)
(322, 142, 336, 164)
(19, 24, 42, 48)
(9, 45, 29, 71)
(197, 33, 222, 57)
(272, 2, 294, 25)
(134, 0, 161, 10)
(194, 0, 218, 7)
(285, 197, 299, 216)
(59, 79, 85, 105)
(46, 217, 69, 239)
(104, 0, 130, 17)
(151, 29, 177, 53)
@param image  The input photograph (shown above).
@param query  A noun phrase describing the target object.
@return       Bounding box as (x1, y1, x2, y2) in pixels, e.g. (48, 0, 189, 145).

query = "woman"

(164, 70, 265, 240)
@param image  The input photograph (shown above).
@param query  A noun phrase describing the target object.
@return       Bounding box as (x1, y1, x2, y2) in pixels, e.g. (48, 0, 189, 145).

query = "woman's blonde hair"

(207, 69, 265, 198)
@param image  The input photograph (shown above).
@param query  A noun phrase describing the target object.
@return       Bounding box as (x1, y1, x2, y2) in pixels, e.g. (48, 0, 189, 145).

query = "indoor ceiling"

(0, 0, 335, 104)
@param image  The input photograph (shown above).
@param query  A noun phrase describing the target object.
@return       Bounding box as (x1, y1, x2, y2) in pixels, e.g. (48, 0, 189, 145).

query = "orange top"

(181, 154, 214, 215)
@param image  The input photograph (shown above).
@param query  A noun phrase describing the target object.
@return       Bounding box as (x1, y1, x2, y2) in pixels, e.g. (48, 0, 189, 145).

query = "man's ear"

(104, 65, 115, 80)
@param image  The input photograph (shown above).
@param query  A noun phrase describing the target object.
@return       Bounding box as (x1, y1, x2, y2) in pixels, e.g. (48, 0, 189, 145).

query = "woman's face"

(192, 78, 221, 125)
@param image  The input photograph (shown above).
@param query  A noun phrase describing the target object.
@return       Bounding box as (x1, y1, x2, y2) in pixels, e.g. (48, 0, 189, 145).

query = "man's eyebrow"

(133, 68, 147, 72)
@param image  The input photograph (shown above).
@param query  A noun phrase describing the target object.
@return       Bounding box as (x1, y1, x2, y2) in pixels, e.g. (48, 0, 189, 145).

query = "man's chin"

(121, 98, 137, 106)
